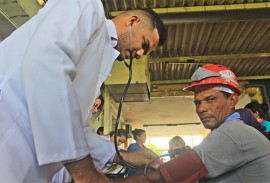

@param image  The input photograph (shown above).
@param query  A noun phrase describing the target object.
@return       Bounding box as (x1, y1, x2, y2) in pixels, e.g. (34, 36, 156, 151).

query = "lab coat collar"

(106, 19, 118, 47)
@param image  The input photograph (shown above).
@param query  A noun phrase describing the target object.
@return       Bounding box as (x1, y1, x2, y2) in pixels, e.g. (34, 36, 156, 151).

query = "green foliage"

(146, 144, 163, 156)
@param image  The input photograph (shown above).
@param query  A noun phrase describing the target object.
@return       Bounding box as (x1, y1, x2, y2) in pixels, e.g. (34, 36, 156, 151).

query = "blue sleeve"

(127, 144, 140, 152)
(262, 121, 270, 132)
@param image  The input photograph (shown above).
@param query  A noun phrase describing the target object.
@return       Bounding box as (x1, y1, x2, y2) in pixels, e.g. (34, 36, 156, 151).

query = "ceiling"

(1, 0, 270, 131)
(102, 0, 270, 97)
(102, 0, 270, 127)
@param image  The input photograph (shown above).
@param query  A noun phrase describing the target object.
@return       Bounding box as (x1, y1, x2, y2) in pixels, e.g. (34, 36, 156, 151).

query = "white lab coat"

(52, 126, 116, 183)
(0, 0, 119, 182)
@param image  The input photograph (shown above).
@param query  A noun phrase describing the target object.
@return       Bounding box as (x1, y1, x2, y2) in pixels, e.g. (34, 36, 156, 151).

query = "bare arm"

(113, 148, 161, 168)
(65, 155, 111, 183)
(112, 171, 164, 183)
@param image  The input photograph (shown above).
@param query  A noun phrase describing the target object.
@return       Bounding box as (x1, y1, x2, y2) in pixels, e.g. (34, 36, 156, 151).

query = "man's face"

(110, 135, 127, 146)
(115, 26, 159, 61)
(138, 132, 147, 143)
(117, 135, 127, 146)
(194, 88, 237, 130)
(91, 98, 101, 114)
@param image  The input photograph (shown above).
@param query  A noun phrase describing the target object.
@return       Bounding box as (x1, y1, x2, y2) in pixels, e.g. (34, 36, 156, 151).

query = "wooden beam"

(109, 3, 270, 17)
(150, 53, 270, 63)
(151, 76, 270, 85)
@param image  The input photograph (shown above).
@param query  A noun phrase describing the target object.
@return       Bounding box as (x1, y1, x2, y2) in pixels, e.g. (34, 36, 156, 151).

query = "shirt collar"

(106, 19, 118, 48)
(224, 111, 240, 123)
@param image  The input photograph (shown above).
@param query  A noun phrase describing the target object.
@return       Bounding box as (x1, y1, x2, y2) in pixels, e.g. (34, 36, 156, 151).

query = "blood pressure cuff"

(158, 149, 208, 182)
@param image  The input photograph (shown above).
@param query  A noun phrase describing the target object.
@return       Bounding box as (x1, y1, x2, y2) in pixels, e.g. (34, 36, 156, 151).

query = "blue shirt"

(127, 143, 144, 175)
(262, 120, 270, 132)
(225, 112, 240, 123)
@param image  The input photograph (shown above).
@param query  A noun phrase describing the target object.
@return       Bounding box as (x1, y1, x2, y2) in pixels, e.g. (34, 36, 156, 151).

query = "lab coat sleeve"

(21, 0, 105, 165)
(84, 126, 116, 171)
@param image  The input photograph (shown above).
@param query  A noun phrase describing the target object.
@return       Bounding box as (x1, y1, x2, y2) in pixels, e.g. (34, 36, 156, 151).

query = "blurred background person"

(127, 129, 147, 175)
(168, 136, 187, 159)
(101, 129, 128, 147)
(245, 101, 270, 132)
(261, 103, 270, 119)
(109, 130, 128, 147)
(236, 108, 266, 134)
(97, 126, 104, 135)
(169, 136, 186, 151)
(91, 94, 104, 118)
(102, 129, 128, 176)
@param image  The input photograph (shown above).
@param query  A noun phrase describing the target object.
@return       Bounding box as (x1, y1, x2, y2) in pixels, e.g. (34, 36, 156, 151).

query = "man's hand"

(65, 155, 111, 183)
(112, 170, 164, 183)
(114, 148, 162, 168)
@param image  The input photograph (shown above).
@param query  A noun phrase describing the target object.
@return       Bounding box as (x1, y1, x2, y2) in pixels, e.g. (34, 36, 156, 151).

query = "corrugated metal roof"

(102, 0, 270, 95)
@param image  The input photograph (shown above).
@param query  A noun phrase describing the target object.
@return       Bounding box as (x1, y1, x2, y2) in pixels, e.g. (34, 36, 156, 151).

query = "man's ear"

(127, 15, 140, 26)
(230, 93, 238, 108)
(255, 111, 260, 118)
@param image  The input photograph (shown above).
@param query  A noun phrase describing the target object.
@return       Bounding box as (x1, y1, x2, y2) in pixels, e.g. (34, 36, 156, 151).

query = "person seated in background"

(100, 129, 128, 147)
(245, 101, 270, 132)
(97, 126, 104, 135)
(91, 94, 104, 116)
(236, 108, 266, 133)
(168, 136, 188, 159)
(127, 129, 147, 176)
(261, 103, 269, 120)
(102, 129, 128, 176)
(169, 136, 186, 150)
(108, 129, 128, 146)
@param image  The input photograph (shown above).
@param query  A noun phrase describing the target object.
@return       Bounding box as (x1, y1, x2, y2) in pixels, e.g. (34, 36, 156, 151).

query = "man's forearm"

(113, 150, 131, 166)
(113, 148, 158, 168)
(65, 155, 111, 183)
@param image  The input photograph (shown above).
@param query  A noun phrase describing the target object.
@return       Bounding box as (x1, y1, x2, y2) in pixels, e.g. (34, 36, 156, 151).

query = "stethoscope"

(112, 22, 169, 181)
(112, 22, 190, 182)
(113, 21, 138, 169)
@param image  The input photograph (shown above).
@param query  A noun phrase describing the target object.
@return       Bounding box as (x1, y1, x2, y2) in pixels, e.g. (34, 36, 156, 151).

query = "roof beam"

(150, 53, 270, 63)
(151, 75, 270, 86)
(109, 3, 270, 23)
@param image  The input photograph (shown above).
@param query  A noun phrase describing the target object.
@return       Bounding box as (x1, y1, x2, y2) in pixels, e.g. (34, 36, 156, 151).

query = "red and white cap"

(183, 64, 241, 95)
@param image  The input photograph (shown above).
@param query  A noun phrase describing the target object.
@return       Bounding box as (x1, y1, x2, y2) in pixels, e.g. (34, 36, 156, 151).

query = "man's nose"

(197, 101, 208, 113)
(92, 108, 98, 113)
(135, 49, 144, 59)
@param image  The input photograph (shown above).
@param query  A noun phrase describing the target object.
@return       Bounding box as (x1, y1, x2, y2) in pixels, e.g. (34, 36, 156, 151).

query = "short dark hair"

(261, 103, 269, 116)
(118, 8, 167, 46)
(96, 126, 104, 135)
(110, 129, 128, 139)
(97, 94, 104, 111)
(117, 129, 128, 139)
(245, 101, 266, 119)
(132, 128, 145, 141)
(108, 131, 115, 137)
(136, 8, 167, 46)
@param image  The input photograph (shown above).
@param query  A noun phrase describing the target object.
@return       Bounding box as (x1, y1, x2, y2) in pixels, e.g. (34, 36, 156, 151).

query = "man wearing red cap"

(121, 64, 270, 183)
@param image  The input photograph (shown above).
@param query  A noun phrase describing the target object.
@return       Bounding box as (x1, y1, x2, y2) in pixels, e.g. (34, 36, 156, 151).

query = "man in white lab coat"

(0, 0, 167, 182)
